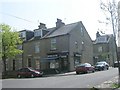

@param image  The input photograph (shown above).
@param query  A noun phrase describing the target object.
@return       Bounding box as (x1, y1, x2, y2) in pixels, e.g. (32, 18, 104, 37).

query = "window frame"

(34, 42, 40, 53)
(51, 38, 57, 50)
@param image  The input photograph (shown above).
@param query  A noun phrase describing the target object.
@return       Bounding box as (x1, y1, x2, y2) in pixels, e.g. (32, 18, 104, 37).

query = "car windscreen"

(96, 62, 104, 65)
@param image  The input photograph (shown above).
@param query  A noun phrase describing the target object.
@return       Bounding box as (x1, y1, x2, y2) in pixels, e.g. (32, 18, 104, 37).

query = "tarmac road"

(2, 68, 118, 88)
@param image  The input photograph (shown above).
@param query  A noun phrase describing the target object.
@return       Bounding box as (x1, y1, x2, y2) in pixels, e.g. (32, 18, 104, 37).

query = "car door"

(19, 68, 26, 76)
(24, 68, 31, 77)
(87, 64, 93, 72)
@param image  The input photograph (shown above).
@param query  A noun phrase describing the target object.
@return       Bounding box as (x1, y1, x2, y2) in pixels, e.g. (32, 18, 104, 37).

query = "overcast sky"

(0, 0, 119, 40)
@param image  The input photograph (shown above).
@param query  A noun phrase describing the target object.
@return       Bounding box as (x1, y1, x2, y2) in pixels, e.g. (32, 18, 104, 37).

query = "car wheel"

(102, 67, 105, 70)
(31, 74, 34, 78)
(76, 72, 79, 74)
(92, 70, 95, 73)
(17, 74, 21, 78)
(107, 67, 109, 70)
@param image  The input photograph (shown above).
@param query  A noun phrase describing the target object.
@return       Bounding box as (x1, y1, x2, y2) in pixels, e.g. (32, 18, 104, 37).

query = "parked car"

(114, 61, 120, 67)
(75, 63, 95, 74)
(95, 61, 109, 71)
(17, 67, 43, 78)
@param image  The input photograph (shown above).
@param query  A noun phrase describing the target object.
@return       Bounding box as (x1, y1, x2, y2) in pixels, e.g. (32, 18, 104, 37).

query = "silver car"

(95, 61, 109, 71)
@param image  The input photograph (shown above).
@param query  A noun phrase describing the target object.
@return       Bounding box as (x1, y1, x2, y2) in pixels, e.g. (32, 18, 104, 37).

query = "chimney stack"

(38, 23, 47, 29)
(56, 18, 65, 28)
(96, 31, 101, 38)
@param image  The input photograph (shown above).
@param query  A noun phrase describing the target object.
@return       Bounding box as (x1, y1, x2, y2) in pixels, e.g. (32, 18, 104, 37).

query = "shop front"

(74, 52, 81, 67)
(42, 51, 69, 74)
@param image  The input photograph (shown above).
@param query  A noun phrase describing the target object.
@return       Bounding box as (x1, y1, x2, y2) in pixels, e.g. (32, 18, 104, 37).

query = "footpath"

(95, 76, 119, 89)
(48, 71, 120, 89)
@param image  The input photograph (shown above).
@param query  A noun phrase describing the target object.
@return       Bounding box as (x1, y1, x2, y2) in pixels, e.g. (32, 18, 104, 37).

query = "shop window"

(50, 61, 59, 69)
(50, 61, 55, 69)
(74, 59, 80, 66)
(74, 53, 81, 66)
(35, 60, 40, 69)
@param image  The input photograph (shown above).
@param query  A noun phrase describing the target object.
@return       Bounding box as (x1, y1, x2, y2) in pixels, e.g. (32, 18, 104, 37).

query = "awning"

(41, 57, 59, 62)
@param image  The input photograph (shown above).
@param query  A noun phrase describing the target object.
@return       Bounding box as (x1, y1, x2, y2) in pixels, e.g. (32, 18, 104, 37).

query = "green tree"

(0, 24, 23, 72)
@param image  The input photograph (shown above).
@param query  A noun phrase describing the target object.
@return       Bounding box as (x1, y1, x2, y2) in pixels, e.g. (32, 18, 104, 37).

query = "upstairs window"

(98, 46, 102, 52)
(51, 38, 56, 50)
(19, 31, 26, 38)
(34, 30, 41, 37)
(81, 27, 84, 36)
(34, 42, 40, 53)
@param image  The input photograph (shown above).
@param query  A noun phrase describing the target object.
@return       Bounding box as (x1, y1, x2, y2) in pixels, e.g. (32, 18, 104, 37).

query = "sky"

(0, 0, 120, 40)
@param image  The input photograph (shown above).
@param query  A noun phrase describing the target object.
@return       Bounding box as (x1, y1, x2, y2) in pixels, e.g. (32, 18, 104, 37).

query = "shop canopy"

(41, 57, 59, 62)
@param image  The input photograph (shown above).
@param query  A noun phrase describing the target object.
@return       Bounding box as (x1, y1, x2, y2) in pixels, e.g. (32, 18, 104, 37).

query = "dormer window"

(19, 31, 26, 38)
(96, 36, 107, 43)
(34, 29, 42, 37)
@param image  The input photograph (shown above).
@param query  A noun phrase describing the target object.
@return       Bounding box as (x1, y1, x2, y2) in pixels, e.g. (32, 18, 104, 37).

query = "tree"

(99, 0, 120, 86)
(0, 24, 23, 72)
(99, 0, 118, 39)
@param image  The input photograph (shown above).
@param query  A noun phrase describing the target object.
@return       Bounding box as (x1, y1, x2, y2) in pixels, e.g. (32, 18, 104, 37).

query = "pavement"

(95, 76, 119, 89)
(47, 71, 120, 89)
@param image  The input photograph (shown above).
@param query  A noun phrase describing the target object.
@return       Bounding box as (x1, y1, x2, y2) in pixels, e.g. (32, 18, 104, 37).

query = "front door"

(13, 60, 15, 70)
(61, 58, 68, 72)
(28, 58, 31, 67)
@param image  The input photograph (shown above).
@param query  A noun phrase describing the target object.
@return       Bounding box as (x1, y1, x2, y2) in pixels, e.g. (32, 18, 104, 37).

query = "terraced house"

(2, 30, 34, 72)
(93, 32, 117, 66)
(23, 19, 93, 74)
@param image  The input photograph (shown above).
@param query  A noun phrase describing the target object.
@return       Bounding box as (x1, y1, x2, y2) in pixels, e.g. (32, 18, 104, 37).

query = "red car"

(17, 67, 43, 78)
(75, 63, 95, 74)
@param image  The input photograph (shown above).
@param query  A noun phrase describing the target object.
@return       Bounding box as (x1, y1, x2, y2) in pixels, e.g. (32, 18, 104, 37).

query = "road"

(2, 68, 118, 88)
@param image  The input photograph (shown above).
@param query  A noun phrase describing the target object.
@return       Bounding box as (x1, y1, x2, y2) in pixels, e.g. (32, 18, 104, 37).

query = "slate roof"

(44, 21, 80, 38)
(28, 21, 81, 41)
(95, 34, 113, 44)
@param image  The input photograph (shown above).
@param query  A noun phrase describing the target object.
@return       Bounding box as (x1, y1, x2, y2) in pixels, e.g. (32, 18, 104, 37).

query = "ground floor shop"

(41, 52, 69, 73)
(3, 52, 84, 75)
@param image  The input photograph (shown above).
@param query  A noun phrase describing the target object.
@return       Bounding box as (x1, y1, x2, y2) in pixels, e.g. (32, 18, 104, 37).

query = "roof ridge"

(44, 21, 81, 38)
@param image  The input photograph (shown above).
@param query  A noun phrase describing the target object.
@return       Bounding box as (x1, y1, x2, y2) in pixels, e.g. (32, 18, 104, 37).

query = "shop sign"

(60, 55, 67, 58)
(75, 54, 81, 57)
(48, 54, 58, 58)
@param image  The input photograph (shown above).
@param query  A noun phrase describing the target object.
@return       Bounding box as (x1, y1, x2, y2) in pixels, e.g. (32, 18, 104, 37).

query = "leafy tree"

(0, 24, 23, 72)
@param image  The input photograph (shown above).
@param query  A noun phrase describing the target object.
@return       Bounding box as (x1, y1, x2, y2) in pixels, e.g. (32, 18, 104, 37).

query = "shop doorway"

(28, 58, 31, 67)
(61, 58, 68, 72)
(13, 59, 15, 70)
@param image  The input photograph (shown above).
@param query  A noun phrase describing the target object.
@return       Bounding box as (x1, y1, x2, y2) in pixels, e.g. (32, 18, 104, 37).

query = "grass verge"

(111, 83, 120, 88)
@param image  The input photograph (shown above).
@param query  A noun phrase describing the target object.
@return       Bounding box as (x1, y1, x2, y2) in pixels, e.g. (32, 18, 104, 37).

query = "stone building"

(23, 19, 93, 73)
(93, 32, 117, 66)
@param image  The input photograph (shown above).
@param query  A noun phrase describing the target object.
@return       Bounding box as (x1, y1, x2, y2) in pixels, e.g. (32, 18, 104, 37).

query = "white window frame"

(81, 27, 84, 36)
(34, 42, 40, 53)
(98, 46, 102, 52)
(51, 38, 57, 50)
(34, 30, 41, 37)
